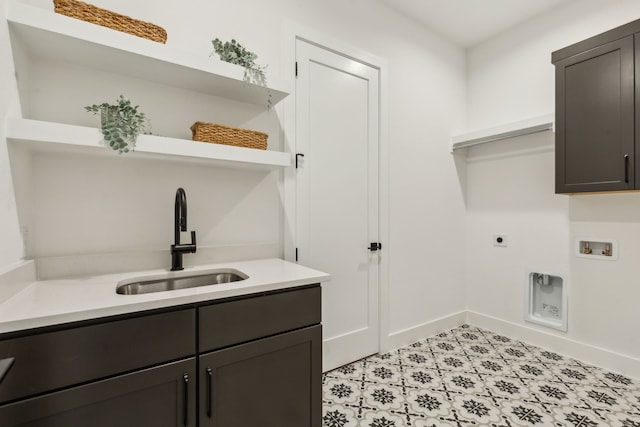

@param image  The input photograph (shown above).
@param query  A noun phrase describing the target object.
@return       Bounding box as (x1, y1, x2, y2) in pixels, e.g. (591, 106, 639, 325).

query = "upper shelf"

(451, 114, 555, 152)
(6, 118, 291, 170)
(6, 0, 289, 106)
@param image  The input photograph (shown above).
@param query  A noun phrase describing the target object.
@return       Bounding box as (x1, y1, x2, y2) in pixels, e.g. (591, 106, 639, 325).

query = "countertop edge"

(0, 258, 330, 335)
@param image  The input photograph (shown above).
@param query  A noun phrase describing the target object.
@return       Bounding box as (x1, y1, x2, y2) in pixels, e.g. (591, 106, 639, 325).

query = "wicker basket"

(191, 122, 268, 150)
(53, 0, 167, 44)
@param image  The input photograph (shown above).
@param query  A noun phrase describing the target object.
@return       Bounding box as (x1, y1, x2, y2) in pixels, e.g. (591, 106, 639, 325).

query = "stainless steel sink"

(116, 269, 249, 295)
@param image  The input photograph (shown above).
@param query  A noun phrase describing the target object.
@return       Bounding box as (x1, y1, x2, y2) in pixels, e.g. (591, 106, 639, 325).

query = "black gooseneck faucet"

(170, 188, 197, 271)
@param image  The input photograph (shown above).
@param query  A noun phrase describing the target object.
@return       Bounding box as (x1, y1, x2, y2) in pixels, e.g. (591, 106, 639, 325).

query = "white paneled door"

(295, 39, 380, 372)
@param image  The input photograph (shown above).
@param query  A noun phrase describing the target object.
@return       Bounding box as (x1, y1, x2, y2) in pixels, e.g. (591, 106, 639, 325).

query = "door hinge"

(295, 61, 298, 77)
(295, 247, 299, 262)
(295, 153, 305, 168)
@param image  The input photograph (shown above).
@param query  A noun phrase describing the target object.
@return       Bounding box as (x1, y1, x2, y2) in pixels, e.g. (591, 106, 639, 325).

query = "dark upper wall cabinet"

(553, 20, 640, 194)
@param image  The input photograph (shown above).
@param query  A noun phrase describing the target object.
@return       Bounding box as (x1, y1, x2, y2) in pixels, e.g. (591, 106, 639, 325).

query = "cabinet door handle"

(625, 154, 630, 183)
(183, 373, 189, 426)
(0, 358, 15, 383)
(206, 367, 213, 418)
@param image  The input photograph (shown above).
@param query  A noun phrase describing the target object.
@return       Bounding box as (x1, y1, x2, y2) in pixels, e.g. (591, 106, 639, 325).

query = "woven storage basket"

(191, 122, 268, 150)
(53, 0, 167, 43)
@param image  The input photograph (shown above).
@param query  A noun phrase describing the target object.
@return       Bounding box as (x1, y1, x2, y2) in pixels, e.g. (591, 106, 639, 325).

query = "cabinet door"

(0, 358, 196, 427)
(555, 35, 635, 193)
(199, 325, 321, 427)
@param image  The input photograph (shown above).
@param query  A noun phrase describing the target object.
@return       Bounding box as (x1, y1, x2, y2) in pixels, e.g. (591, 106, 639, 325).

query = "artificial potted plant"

(85, 95, 149, 154)
(211, 38, 271, 107)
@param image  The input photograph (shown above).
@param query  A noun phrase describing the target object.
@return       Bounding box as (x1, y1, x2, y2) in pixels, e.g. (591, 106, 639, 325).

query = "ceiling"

(381, 0, 575, 47)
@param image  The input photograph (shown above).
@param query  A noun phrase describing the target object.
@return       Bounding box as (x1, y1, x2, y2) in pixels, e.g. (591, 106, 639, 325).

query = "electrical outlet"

(493, 234, 507, 247)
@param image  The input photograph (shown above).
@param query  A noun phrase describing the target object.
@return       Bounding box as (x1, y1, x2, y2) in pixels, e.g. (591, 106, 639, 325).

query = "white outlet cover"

(493, 234, 507, 247)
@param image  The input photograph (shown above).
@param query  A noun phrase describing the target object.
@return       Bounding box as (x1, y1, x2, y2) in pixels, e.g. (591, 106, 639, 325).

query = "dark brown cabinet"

(0, 309, 196, 404)
(0, 359, 197, 427)
(553, 20, 640, 194)
(197, 285, 321, 427)
(0, 284, 321, 427)
(199, 326, 321, 427)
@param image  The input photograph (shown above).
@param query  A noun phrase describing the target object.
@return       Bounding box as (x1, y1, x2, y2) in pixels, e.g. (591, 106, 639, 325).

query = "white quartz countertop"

(0, 258, 330, 334)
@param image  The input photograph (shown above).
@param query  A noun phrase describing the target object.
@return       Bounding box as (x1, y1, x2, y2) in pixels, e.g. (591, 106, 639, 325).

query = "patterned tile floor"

(322, 325, 640, 427)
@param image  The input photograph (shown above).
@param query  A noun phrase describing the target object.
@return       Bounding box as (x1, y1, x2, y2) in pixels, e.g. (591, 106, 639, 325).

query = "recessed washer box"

(525, 271, 567, 332)
(575, 238, 617, 260)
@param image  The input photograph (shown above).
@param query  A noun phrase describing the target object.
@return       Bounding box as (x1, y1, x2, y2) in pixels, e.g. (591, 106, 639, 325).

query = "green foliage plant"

(211, 38, 267, 84)
(85, 95, 149, 154)
(211, 38, 271, 107)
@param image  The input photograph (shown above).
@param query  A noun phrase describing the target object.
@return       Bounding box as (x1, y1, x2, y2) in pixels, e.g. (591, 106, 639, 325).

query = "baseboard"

(467, 310, 640, 379)
(381, 310, 640, 379)
(382, 310, 466, 353)
(0, 259, 36, 304)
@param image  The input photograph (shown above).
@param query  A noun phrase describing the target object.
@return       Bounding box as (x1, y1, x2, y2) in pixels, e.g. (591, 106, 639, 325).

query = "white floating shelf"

(6, 118, 291, 170)
(451, 114, 554, 152)
(6, 0, 288, 106)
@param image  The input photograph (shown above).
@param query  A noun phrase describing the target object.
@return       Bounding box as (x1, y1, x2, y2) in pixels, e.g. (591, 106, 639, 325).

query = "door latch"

(368, 242, 382, 251)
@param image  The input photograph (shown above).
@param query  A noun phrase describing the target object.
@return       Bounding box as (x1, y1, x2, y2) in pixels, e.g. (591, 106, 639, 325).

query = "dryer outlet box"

(493, 234, 507, 247)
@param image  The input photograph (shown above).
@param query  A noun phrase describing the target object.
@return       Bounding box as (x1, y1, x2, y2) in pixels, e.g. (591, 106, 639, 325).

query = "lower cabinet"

(199, 325, 321, 427)
(0, 358, 196, 427)
(0, 284, 322, 427)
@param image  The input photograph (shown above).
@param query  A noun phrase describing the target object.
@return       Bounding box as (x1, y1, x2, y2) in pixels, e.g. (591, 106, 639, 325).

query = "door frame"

(281, 23, 392, 356)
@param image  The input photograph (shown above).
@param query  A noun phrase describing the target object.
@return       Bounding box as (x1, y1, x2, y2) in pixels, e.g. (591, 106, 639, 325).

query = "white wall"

(1, 0, 468, 347)
(372, 14, 467, 337)
(8, 0, 639, 373)
(0, 0, 25, 267)
(466, 0, 640, 375)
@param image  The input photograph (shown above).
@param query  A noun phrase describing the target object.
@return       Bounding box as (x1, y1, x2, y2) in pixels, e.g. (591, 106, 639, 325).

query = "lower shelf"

(5, 118, 291, 170)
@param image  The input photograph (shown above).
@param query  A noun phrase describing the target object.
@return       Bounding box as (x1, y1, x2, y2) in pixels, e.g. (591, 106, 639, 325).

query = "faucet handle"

(190, 231, 197, 250)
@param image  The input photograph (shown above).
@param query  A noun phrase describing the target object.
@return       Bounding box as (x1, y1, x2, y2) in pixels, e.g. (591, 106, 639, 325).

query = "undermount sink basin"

(116, 269, 249, 295)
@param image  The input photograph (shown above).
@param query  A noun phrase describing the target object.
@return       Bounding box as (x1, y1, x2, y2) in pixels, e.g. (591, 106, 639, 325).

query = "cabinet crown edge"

(552, 18, 640, 64)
